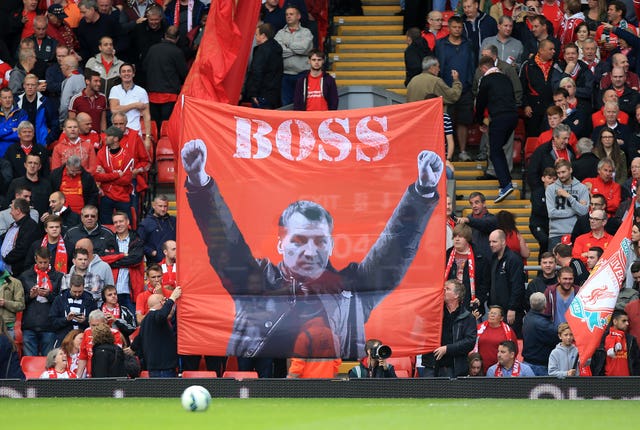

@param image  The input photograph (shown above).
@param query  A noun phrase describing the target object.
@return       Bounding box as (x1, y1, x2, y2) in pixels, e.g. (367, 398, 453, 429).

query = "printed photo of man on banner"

(175, 96, 446, 360)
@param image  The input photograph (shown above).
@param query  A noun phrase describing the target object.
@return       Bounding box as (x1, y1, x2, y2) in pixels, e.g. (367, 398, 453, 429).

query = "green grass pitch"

(3, 398, 640, 429)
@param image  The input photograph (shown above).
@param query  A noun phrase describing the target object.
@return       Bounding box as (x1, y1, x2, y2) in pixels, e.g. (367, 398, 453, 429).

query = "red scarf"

(174, 0, 194, 32)
(46, 368, 77, 378)
(102, 303, 121, 322)
(494, 360, 521, 377)
(34, 265, 53, 291)
(444, 246, 476, 300)
(534, 53, 552, 80)
(41, 236, 68, 273)
(474, 320, 513, 352)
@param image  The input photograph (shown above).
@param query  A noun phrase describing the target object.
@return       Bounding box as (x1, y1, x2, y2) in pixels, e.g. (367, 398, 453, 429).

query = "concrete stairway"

(330, 0, 407, 96)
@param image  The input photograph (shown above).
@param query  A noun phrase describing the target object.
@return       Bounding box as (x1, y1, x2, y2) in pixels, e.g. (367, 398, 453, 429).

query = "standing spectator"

(26, 214, 68, 271)
(558, 0, 584, 47)
(28, 15, 58, 66)
(544, 266, 581, 327)
(160, 240, 176, 289)
(520, 39, 562, 138)
(109, 63, 151, 144)
(593, 128, 627, 186)
(8, 46, 40, 96)
(293, 50, 338, 111)
(135, 264, 172, 323)
(421, 10, 449, 52)
(583, 158, 622, 216)
(7, 153, 52, 216)
(40, 191, 81, 235)
(94, 126, 133, 224)
(487, 340, 536, 376)
(109, 211, 144, 313)
(528, 125, 577, 192)
(0, 87, 28, 157)
(462, 0, 498, 65)
(475, 305, 518, 373)
(84, 36, 123, 100)
(475, 56, 518, 202)
(100, 284, 136, 341)
(164, 0, 206, 40)
(131, 287, 182, 377)
(89, 321, 127, 377)
(274, 5, 313, 106)
(481, 15, 524, 68)
(44, 45, 70, 117)
(595, 1, 636, 60)
(77, 0, 119, 61)
(572, 138, 600, 182)
(261, 0, 285, 33)
(553, 243, 590, 286)
(456, 192, 498, 259)
(586, 246, 604, 271)
(50, 155, 100, 213)
(130, 4, 167, 83)
(422, 280, 476, 377)
(49, 274, 97, 345)
(17, 73, 55, 141)
(496, 210, 530, 263)
(4, 120, 49, 179)
(51, 118, 97, 173)
(1, 197, 40, 276)
(75, 309, 123, 377)
(529, 167, 557, 255)
(58, 55, 86, 124)
(68, 70, 107, 134)
(0, 186, 39, 236)
(436, 15, 475, 161)
(19, 246, 63, 356)
(0, 263, 25, 339)
(572, 208, 612, 263)
(526, 251, 558, 304)
(406, 57, 461, 105)
(404, 27, 431, 87)
(522, 292, 557, 375)
(546, 158, 590, 250)
(60, 248, 102, 300)
(138, 195, 175, 263)
(488, 229, 526, 337)
(593, 309, 640, 375)
(46, 4, 80, 53)
(548, 323, 579, 377)
(592, 102, 634, 161)
(143, 25, 187, 136)
(245, 23, 283, 109)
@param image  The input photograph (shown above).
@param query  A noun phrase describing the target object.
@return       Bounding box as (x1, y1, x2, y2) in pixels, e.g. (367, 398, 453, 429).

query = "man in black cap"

(93, 126, 134, 224)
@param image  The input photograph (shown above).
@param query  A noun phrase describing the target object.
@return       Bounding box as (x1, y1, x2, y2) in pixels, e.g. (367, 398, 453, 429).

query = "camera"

(470, 302, 479, 312)
(370, 344, 392, 360)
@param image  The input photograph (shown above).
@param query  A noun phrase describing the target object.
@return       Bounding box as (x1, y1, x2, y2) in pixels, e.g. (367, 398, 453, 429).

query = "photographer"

(420, 280, 477, 377)
(348, 339, 396, 378)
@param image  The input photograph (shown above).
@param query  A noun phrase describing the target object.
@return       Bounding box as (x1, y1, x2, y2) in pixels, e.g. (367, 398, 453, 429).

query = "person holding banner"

(591, 310, 640, 376)
(180, 139, 442, 360)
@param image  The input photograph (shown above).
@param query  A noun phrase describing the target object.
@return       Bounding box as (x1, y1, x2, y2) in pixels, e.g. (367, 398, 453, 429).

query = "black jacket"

(143, 39, 188, 95)
(64, 224, 117, 257)
(91, 342, 127, 378)
(522, 310, 557, 366)
(132, 298, 177, 371)
(49, 289, 97, 343)
(1, 214, 41, 276)
(49, 166, 100, 209)
(4, 142, 49, 179)
(245, 38, 284, 108)
(527, 141, 577, 191)
(520, 57, 563, 112)
(6, 175, 52, 217)
(19, 268, 63, 332)
(489, 247, 525, 313)
(474, 71, 517, 122)
(572, 152, 600, 182)
(404, 37, 431, 87)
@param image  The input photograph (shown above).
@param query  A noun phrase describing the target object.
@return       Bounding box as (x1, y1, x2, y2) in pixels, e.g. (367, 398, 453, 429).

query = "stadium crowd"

(1, 0, 640, 380)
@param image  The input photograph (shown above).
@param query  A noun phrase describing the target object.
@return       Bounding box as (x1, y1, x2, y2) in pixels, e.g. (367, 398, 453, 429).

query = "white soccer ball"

(181, 385, 212, 412)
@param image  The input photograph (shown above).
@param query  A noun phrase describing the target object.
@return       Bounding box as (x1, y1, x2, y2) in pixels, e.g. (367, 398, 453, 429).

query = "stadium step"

(332, 61, 405, 71)
(362, 5, 403, 15)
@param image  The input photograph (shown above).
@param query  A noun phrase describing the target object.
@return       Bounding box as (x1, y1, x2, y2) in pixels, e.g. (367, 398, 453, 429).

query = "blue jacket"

(16, 92, 60, 147)
(164, 0, 207, 34)
(435, 37, 475, 92)
(463, 11, 497, 62)
(0, 106, 27, 157)
(522, 310, 558, 366)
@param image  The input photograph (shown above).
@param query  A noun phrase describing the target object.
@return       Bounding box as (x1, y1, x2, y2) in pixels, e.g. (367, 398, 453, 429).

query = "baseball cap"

(48, 4, 68, 19)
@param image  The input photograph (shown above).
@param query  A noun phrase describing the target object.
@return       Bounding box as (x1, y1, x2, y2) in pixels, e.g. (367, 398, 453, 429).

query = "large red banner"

(176, 97, 446, 359)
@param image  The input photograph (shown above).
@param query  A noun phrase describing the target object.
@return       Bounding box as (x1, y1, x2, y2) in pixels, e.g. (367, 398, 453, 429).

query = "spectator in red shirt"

(475, 305, 518, 373)
(572, 209, 612, 263)
(68, 69, 107, 134)
(293, 50, 338, 111)
(583, 158, 622, 216)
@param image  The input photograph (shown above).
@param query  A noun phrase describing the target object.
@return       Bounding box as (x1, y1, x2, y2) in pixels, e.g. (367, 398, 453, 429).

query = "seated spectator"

(39, 347, 77, 378)
(90, 321, 127, 378)
(46, 4, 80, 52)
(19, 246, 63, 357)
(76, 310, 123, 378)
(50, 155, 100, 213)
(51, 118, 97, 174)
(6, 153, 52, 216)
(522, 292, 557, 376)
(475, 305, 518, 373)
(63, 205, 116, 256)
(58, 55, 85, 124)
(547, 323, 579, 377)
(487, 340, 535, 377)
(583, 158, 622, 216)
(348, 338, 397, 378)
(467, 352, 484, 376)
(4, 121, 49, 180)
(59, 329, 83, 376)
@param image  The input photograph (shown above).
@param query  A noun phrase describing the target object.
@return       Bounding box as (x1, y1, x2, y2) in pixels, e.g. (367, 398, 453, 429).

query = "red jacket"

(51, 133, 97, 173)
(582, 176, 621, 215)
(94, 146, 134, 202)
(120, 128, 151, 192)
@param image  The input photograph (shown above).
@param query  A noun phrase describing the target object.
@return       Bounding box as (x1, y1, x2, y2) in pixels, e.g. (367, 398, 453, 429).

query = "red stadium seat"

(222, 371, 258, 379)
(442, 11, 455, 25)
(20, 356, 46, 374)
(138, 371, 150, 378)
(394, 369, 410, 378)
(466, 123, 482, 147)
(14, 312, 23, 358)
(182, 371, 218, 378)
(156, 137, 176, 184)
(512, 137, 522, 165)
(516, 339, 524, 363)
(160, 121, 170, 138)
(386, 356, 414, 375)
(225, 356, 238, 371)
(514, 118, 526, 143)
(149, 121, 158, 142)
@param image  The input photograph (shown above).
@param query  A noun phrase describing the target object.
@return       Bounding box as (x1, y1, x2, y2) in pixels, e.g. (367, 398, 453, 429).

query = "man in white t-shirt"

(108, 63, 151, 150)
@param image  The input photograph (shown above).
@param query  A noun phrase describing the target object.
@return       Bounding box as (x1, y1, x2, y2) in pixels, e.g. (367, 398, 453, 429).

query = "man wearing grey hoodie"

(545, 158, 589, 251)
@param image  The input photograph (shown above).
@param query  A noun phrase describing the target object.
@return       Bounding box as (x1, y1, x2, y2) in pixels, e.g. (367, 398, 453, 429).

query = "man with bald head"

(74, 111, 102, 151)
(41, 191, 80, 234)
(131, 287, 182, 377)
(59, 55, 86, 123)
(598, 66, 638, 116)
(488, 229, 526, 337)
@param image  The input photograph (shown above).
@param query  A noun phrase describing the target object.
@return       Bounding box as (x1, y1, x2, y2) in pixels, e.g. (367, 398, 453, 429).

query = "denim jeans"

(22, 330, 56, 356)
(149, 369, 177, 378)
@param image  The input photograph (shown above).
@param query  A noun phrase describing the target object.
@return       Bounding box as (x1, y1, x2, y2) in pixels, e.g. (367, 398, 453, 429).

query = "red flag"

(566, 198, 637, 367)
(167, 0, 262, 148)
